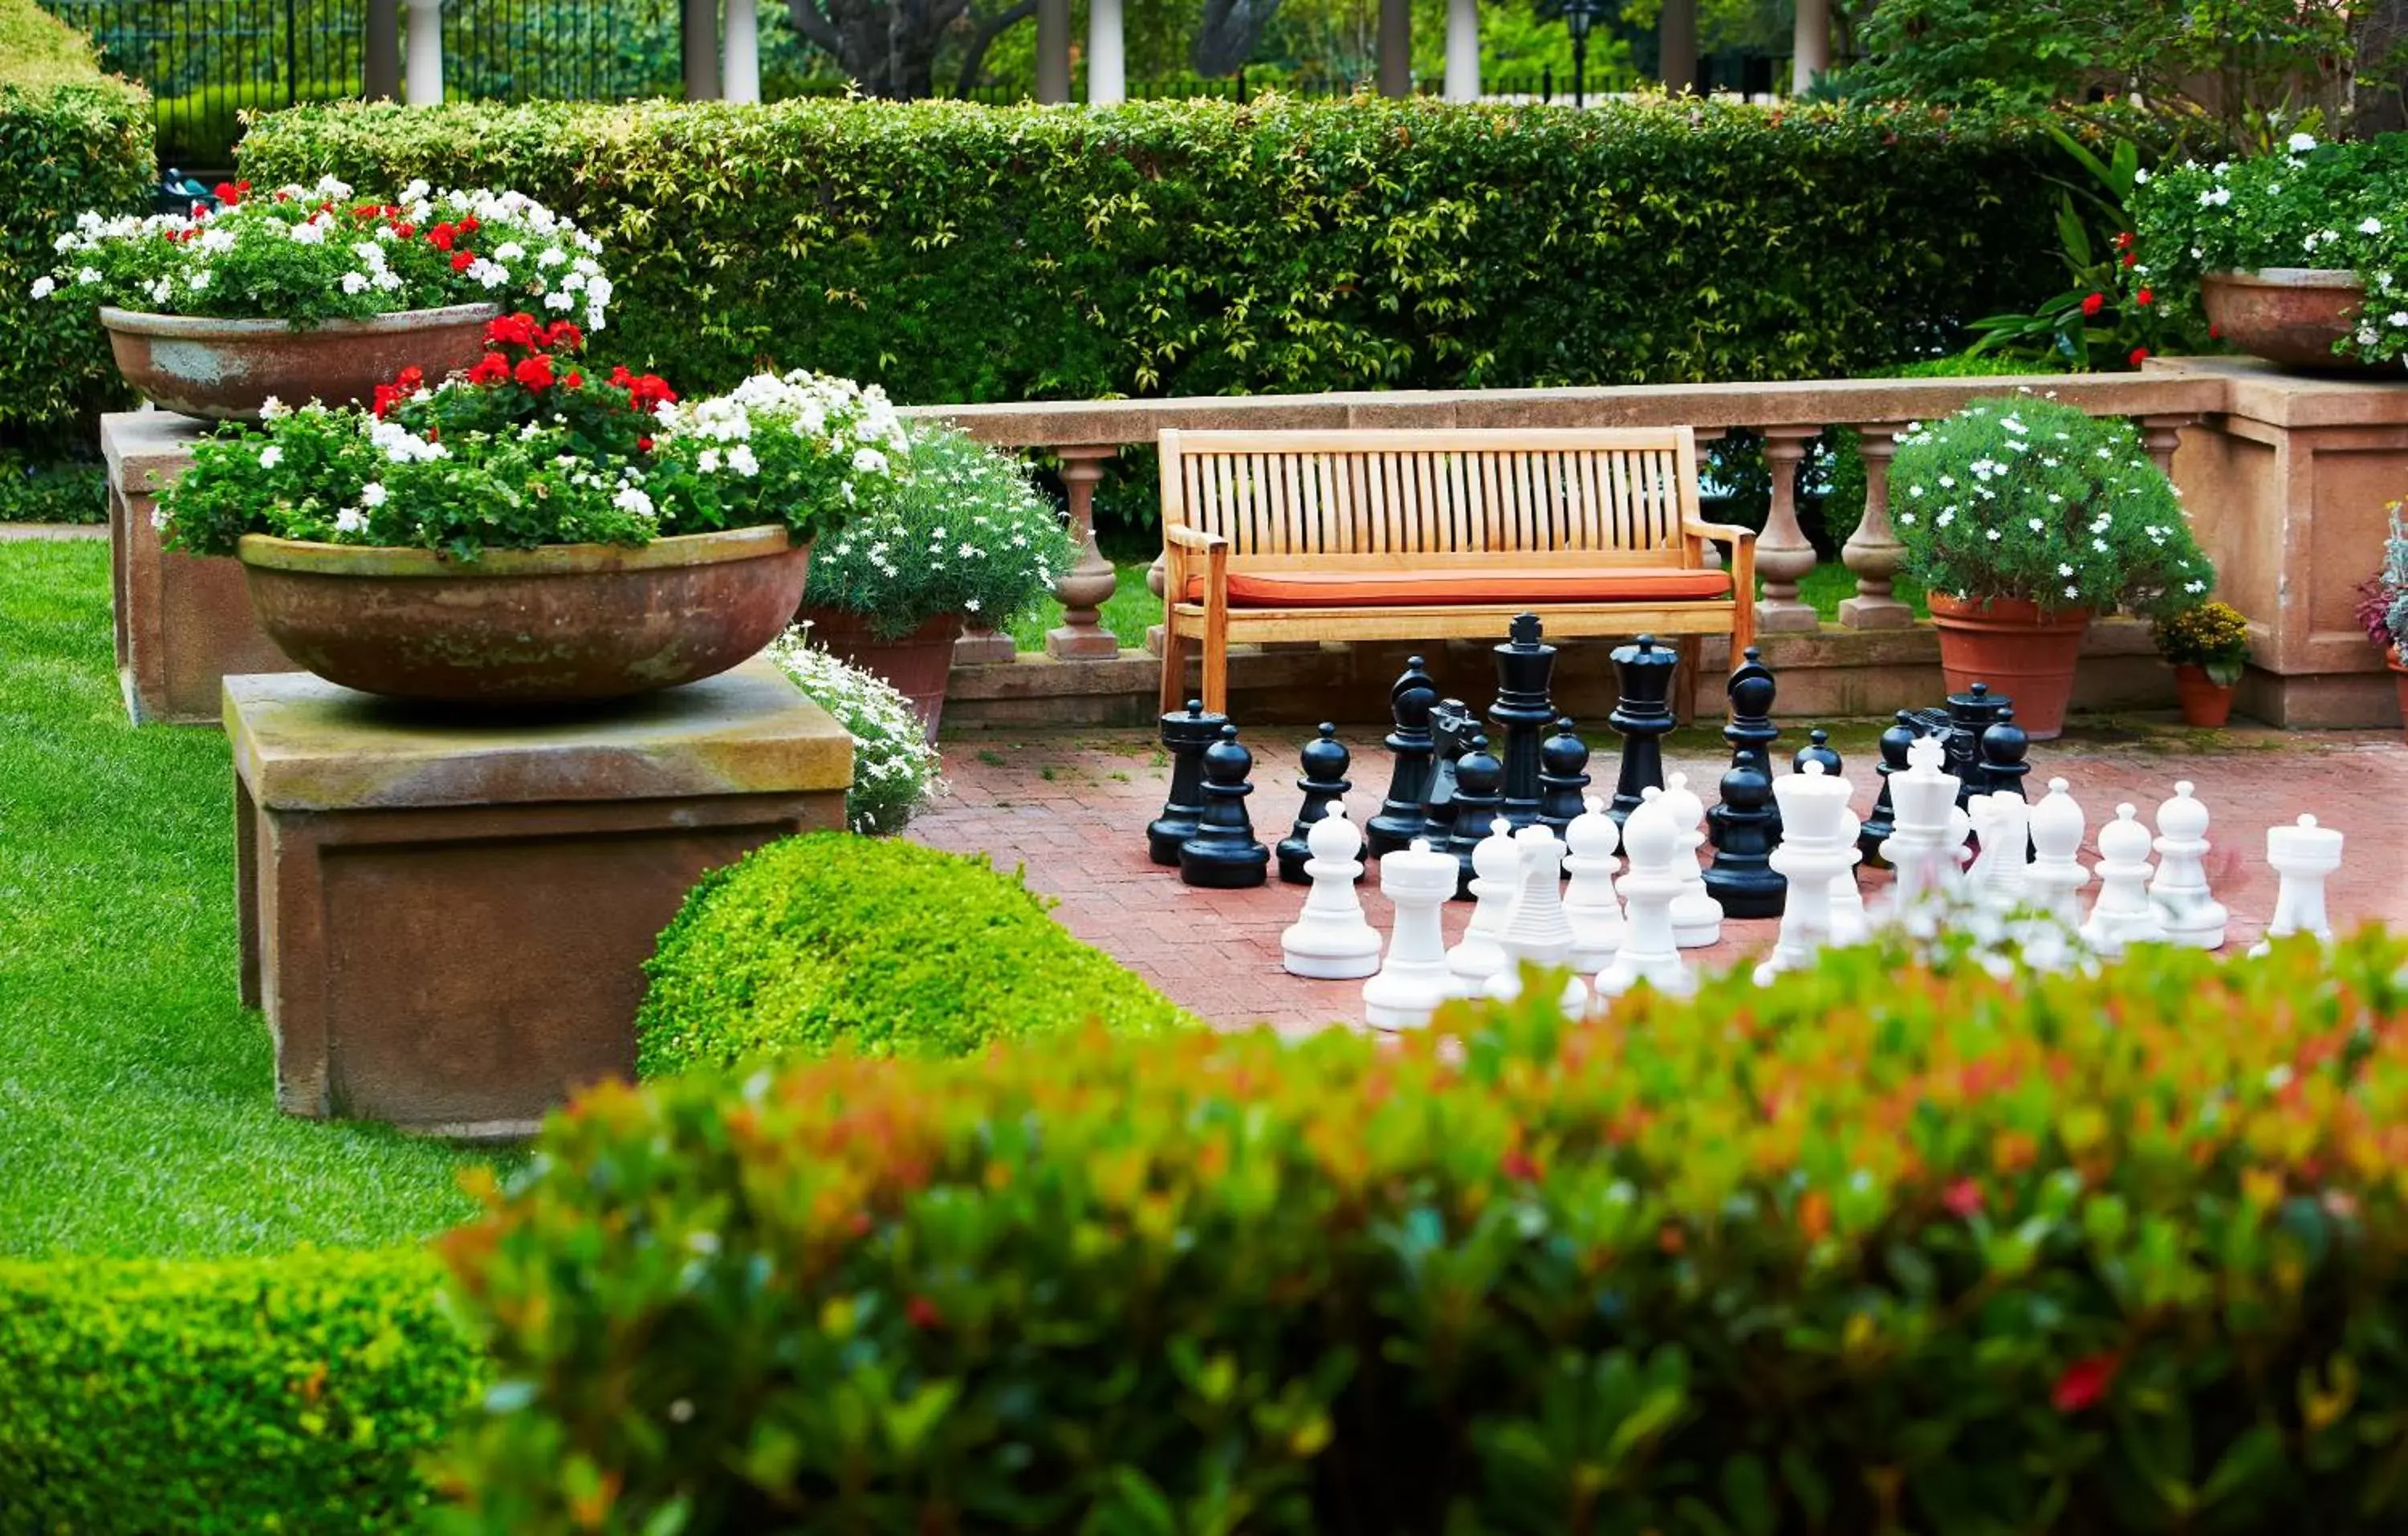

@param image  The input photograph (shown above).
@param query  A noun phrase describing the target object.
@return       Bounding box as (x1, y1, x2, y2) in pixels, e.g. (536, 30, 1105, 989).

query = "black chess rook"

(1149, 697, 1226, 866)
(1276, 724, 1354, 884)
(1179, 725, 1270, 888)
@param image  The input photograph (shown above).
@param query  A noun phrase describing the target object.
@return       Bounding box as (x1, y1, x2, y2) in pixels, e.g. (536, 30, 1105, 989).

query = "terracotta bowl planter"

(799, 606, 963, 741)
(1926, 593, 2092, 741)
(238, 526, 811, 705)
(100, 303, 498, 421)
(2171, 663, 2236, 728)
(2199, 270, 2380, 373)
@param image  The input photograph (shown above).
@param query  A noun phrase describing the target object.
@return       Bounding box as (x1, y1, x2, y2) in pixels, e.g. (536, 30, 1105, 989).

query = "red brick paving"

(909, 725, 2408, 1034)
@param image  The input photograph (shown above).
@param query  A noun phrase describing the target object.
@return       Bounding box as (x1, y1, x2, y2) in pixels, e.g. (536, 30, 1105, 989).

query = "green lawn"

(0, 542, 485, 1258)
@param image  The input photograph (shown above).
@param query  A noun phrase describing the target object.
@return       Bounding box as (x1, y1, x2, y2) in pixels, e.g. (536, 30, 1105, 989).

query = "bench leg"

(1674, 635, 1701, 727)
(1201, 620, 1230, 717)
(1158, 628, 1190, 715)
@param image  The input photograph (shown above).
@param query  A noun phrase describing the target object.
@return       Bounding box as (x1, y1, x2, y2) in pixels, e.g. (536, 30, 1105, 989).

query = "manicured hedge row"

(637, 832, 1187, 1076)
(438, 933, 2408, 1533)
(240, 95, 2089, 406)
(0, 0, 151, 455)
(0, 1248, 482, 1534)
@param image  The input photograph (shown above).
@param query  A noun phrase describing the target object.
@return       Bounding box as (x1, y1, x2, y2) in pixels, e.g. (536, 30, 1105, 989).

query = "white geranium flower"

(544, 291, 573, 311)
(2363, 217, 2386, 235)
(334, 508, 368, 534)
(76, 266, 99, 285)
(199, 227, 236, 254)
(852, 447, 889, 474)
(698, 449, 722, 473)
(259, 445, 284, 469)
(28, 276, 54, 299)
(360, 482, 388, 507)
(288, 218, 326, 245)
(259, 396, 288, 421)
(726, 444, 759, 477)
(614, 485, 656, 518)
(341, 272, 369, 295)
(2289, 131, 2318, 152)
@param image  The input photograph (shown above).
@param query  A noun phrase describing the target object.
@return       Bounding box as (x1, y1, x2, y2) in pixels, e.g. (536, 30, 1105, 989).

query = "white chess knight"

(1280, 810, 1384, 980)
(1561, 796, 1626, 973)
(2249, 814, 2345, 956)
(1966, 792, 2032, 913)
(1878, 735, 1971, 920)
(2147, 780, 2228, 950)
(2024, 778, 2091, 930)
(1829, 800, 1869, 945)
(2081, 803, 2168, 957)
(1446, 817, 1521, 987)
(1660, 772, 1723, 949)
(1486, 825, 1591, 1013)
(1755, 759, 1856, 985)
(1595, 788, 1696, 999)
(1363, 838, 1466, 1030)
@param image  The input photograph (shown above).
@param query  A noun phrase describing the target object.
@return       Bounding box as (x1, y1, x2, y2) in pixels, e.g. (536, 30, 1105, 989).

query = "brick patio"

(908, 722, 2408, 1034)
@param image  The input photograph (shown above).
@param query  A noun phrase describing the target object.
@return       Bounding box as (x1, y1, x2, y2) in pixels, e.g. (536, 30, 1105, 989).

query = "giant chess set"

(1142, 613, 2350, 1030)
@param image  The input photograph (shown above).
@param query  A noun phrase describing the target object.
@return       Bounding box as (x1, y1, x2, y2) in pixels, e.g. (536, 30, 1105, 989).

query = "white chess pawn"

(1487, 825, 1590, 1013)
(1879, 735, 1968, 920)
(2148, 781, 2227, 950)
(2081, 804, 2167, 957)
(2024, 778, 2090, 930)
(1446, 817, 1521, 987)
(1967, 793, 2032, 913)
(1660, 772, 1723, 948)
(2249, 814, 2345, 955)
(1364, 838, 1466, 1030)
(1755, 759, 1855, 985)
(1561, 796, 1626, 972)
(1596, 789, 1696, 1000)
(1281, 810, 1385, 980)
(1829, 801, 1869, 945)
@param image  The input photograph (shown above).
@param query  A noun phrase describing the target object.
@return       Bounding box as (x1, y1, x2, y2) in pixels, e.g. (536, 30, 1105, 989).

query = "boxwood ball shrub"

(635, 832, 1184, 1076)
(445, 933, 2408, 1533)
(239, 96, 2086, 407)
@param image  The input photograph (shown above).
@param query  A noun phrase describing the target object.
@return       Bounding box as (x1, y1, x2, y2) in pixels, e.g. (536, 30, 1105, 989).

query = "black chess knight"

(1367, 657, 1439, 855)
(1418, 699, 1479, 850)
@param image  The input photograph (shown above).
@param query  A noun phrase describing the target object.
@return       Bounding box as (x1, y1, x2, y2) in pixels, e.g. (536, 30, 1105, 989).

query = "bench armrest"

(1161, 523, 1230, 616)
(1683, 518, 1755, 548)
(1163, 524, 1227, 554)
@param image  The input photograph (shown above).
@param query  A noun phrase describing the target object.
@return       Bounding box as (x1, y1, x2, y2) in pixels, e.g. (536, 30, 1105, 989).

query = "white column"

(722, 0, 760, 102)
(1035, 0, 1070, 102)
(1087, 0, 1125, 104)
(1442, 0, 1479, 102)
(1792, 0, 1829, 93)
(403, 0, 443, 106)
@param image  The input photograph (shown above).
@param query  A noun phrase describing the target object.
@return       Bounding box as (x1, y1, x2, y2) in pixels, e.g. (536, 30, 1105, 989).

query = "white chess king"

(1280, 810, 1384, 980)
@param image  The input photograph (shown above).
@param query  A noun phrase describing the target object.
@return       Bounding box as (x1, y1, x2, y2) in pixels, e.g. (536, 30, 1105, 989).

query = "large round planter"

(2171, 663, 2236, 727)
(238, 526, 811, 705)
(99, 303, 499, 421)
(1926, 593, 2091, 741)
(799, 607, 962, 742)
(2199, 269, 2381, 373)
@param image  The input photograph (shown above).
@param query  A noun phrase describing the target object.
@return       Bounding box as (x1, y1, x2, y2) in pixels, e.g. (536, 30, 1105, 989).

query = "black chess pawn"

(1488, 612, 1559, 830)
(1704, 646, 1786, 918)
(1793, 727, 1843, 779)
(1979, 707, 2031, 802)
(1418, 699, 1479, 851)
(1276, 724, 1353, 884)
(1180, 725, 1269, 888)
(1444, 734, 1505, 898)
(1607, 633, 1680, 825)
(1860, 709, 1918, 866)
(1149, 697, 1226, 866)
(1367, 656, 1439, 855)
(1536, 717, 1591, 837)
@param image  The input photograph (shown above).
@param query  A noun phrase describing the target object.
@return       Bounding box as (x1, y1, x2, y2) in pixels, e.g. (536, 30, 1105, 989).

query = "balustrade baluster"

(1048, 445, 1124, 660)
(1752, 424, 1822, 633)
(1838, 422, 1912, 630)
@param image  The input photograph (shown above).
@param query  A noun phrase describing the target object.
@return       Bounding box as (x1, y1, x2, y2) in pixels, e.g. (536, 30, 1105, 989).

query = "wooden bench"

(1157, 427, 1756, 714)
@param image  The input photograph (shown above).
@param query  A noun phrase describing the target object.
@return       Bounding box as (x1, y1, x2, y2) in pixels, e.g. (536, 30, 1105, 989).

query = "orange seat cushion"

(1182, 567, 1735, 608)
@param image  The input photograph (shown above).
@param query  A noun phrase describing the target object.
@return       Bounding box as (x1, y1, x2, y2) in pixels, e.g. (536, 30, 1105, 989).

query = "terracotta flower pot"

(100, 303, 498, 421)
(238, 526, 811, 705)
(799, 606, 963, 741)
(1926, 592, 2091, 741)
(2171, 663, 2236, 728)
(2393, 651, 2408, 745)
(2199, 269, 2378, 373)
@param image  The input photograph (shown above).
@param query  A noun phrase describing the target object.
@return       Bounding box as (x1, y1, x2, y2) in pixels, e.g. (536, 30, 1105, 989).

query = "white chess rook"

(1447, 817, 1522, 986)
(2081, 803, 2166, 957)
(1364, 838, 1466, 1029)
(1487, 824, 1590, 1013)
(1561, 795, 1626, 972)
(2147, 780, 2227, 950)
(1755, 759, 1854, 985)
(2024, 777, 2090, 930)
(1662, 771, 1723, 948)
(1596, 788, 1696, 999)
(2250, 814, 2345, 955)
(1280, 810, 1385, 980)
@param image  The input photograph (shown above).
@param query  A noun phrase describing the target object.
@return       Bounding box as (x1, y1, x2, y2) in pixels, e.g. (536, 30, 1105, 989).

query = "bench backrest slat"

(1160, 428, 1701, 562)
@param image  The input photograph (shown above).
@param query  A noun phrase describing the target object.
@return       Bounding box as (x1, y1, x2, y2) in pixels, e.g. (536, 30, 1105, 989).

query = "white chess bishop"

(1595, 788, 1695, 999)
(1446, 817, 1521, 987)
(1364, 838, 1466, 1030)
(1560, 796, 1626, 973)
(2081, 804, 2167, 957)
(2147, 781, 2227, 950)
(1660, 772, 1723, 948)
(1485, 824, 1590, 1013)
(2024, 778, 2090, 930)
(1280, 810, 1384, 980)
(2249, 814, 2345, 956)
(1755, 759, 1856, 985)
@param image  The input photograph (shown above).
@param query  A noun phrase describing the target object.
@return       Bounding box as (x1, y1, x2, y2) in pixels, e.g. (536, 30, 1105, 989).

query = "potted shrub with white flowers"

(2127, 132, 2408, 371)
(1892, 396, 2215, 738)
(154, 316, 909, 705)
(33, 175, 613, 419)
(797, 425, 1077, 738)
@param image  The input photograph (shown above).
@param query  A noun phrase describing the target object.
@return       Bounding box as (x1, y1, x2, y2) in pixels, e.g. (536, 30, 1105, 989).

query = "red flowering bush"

(438, 932, 2408, 1533)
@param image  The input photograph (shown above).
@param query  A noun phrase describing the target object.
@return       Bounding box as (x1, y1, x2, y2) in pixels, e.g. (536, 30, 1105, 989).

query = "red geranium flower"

(2052, 1352, 2121, 1413)
(459, 215, 480, 234)
(2081, 292, 2105, 317)
(2114, 230, 2134, 250)
(396, 366, 424, 390)
(450, 251, 476, 273)
(1943, 1178, 1983, 1218)
(213, 181, 241, 205)
(466, 351, 511, 387)
(2209, 322, 2223, 339)
(484, 312, 543, 350)
(428, 223, 457, 252)
(2121, 251, 2138, 268)
(563, 369, 584, 388)
(637, 435, 654, 453)
(543, 320, 584, 352)
(371, 383, 401, 419)
(392, 221, 415, 240)
(609, 364, 634, 388)
(905, 1295, 944, 1330)
(2129, 346, 2152, 366)
(2136, 287, 2154, 307)
(514, 354, 556, 392)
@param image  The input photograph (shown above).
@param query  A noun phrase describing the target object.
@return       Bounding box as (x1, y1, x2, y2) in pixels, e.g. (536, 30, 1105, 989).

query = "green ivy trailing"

(241, 96, 2089, 406)
(0, 0, 153, 456)
(0, 1248, 482, 1534)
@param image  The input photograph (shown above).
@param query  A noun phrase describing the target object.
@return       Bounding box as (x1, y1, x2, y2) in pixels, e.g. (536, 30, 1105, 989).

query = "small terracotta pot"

(799, 607, 963, 741)
(100, 303, 498, 421)
(2171, 663, 2236, 727)
(239, 526, 810, 705)
(2199, 269, 2377, 373)
(1926, 592, 2091, 740)
(2393, 651, 2408, 745)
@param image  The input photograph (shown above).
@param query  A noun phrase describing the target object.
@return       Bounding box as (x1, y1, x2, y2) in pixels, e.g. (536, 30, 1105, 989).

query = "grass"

(1799, 560, 1928, 621)
(0, 0, 140, 91)
(0, 542, 486, 1258)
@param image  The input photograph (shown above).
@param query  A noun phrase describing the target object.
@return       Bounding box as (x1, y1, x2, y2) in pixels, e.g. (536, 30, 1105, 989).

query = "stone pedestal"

(2155, 357, 2408, 727)
(106, 412, 299, 725)
(228, 658, 852, 1139)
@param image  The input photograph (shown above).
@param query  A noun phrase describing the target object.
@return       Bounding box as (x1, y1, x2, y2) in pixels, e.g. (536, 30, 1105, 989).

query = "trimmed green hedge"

(0, 1248, 482, 1534)
(637, 832, 1186, 1077)
(441, 933, 2408, 1532)
(0, 0, 151, 456)
(241, 96, 2084, 407)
